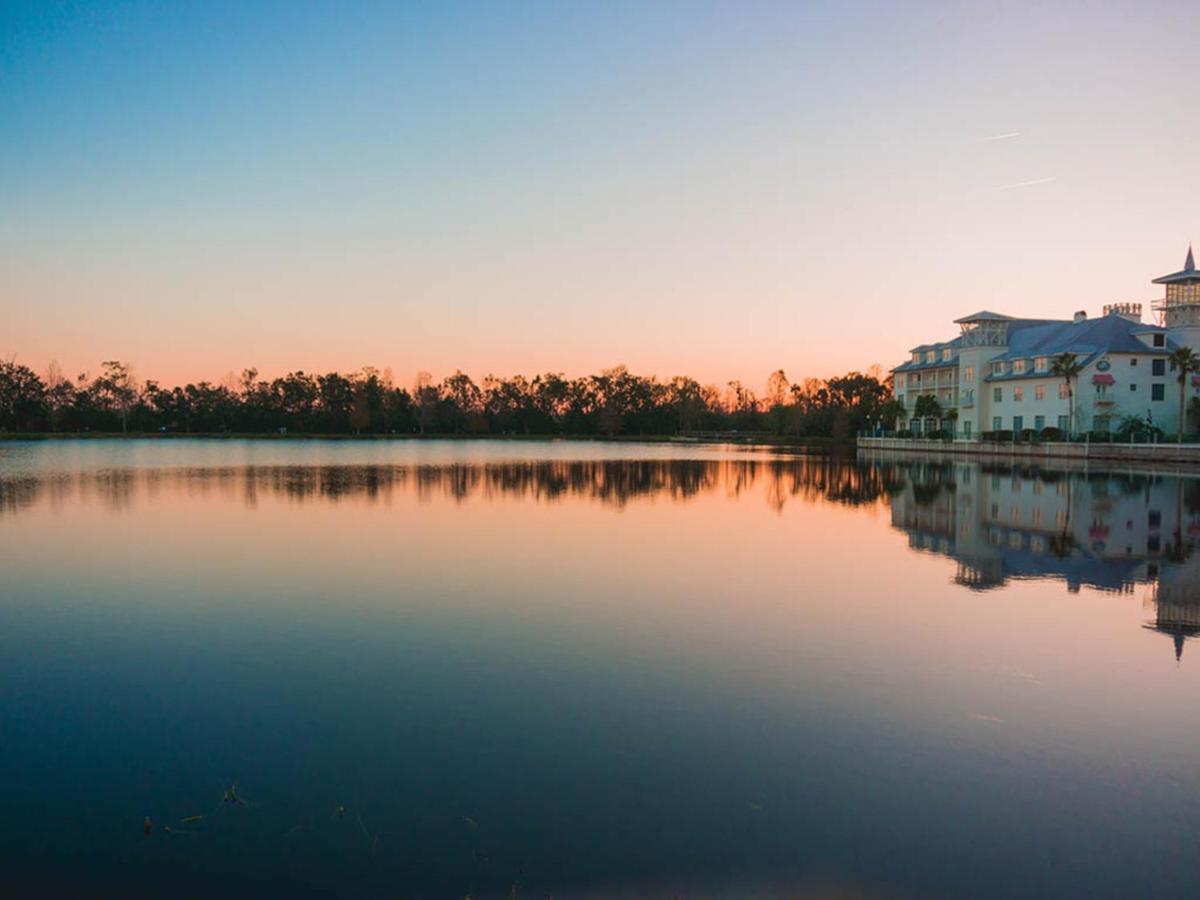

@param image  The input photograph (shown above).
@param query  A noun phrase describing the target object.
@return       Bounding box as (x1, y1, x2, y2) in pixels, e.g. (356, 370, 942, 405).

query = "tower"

(1154, 246, 1200, 344)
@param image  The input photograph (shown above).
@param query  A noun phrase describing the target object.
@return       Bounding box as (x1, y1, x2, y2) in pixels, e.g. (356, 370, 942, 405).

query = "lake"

(2, 439, 1198, 898)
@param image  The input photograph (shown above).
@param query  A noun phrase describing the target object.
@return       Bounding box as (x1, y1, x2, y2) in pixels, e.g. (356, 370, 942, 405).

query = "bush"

(1019, 428, 1039, 443)
(992, 429, 1014, 443)
(1039, 426, 1064, 441)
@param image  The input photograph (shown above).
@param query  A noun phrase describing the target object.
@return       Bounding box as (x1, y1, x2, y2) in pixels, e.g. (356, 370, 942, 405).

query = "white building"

(892, 248, 1200, 438)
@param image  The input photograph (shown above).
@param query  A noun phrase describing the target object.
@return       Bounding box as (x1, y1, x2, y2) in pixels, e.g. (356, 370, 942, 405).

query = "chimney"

(1102, 302, 1142, 323)
(1073, 310, 1087, 323)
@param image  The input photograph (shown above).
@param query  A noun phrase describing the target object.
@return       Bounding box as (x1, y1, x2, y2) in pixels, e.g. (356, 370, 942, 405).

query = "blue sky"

(2, 1, 1198, 386)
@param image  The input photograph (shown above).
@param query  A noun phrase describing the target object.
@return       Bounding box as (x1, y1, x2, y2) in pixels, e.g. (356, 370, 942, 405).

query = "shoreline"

(858, 435, 1200, 468)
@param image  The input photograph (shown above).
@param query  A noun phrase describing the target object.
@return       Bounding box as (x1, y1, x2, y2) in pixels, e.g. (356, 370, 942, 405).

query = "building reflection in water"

(873, 456, 1200, 662)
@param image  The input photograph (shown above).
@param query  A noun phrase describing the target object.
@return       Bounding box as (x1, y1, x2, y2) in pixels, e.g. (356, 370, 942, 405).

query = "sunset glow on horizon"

(3, 1, 1197, 389)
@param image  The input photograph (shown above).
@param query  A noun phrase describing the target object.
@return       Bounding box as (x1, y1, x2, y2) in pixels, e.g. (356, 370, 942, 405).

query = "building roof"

(895, 311, 1171, 377)
(987, 313, 1169, 363)
(1152, 245, 1198, 285)
(953, 311, 1014, 324)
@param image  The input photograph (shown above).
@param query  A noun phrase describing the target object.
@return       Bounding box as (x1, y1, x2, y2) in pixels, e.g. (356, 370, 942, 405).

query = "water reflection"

(875, 456, 1200, 660)
(5, 443, 1200, 897)
(0, 455, 903, 517)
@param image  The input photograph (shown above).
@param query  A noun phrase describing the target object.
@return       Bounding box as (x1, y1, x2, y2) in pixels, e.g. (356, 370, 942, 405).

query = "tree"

(877, 398, 906, 431)
(1050, 352, 1084, 438)
(43, 361, 76, 432)
(913, 394, 941, 432)
(1168, 346, 1200, 442)
(92, 360, 136, 433)
(0, 359, 46, 432)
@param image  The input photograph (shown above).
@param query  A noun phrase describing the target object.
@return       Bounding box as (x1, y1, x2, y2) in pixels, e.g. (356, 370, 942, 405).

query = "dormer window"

(942, 348, 952, 361)
(912, 352, 920, 363)
(1153, 334, 1165, 347)
(1035, 356, 1049, 372)
(925, 351, 935, 363)
(1013, 360, 1027, 374)
(992, 362, 1005, 375)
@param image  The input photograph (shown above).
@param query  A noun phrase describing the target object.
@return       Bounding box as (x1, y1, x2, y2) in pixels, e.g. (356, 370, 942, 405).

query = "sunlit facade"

(891, 248, 1200, 438)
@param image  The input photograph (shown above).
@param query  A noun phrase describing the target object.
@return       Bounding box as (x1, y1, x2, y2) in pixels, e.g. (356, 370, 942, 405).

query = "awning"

(1092, 374, 1115, 385)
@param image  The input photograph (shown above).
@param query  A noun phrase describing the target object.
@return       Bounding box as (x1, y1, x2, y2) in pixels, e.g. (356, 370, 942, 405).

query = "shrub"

(1039, 426, 1063, 442)
(1019, 428, 1038, 443)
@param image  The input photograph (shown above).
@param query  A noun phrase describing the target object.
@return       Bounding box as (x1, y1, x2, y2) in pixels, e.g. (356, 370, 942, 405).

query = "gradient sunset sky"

(2, 1, 1197, 390)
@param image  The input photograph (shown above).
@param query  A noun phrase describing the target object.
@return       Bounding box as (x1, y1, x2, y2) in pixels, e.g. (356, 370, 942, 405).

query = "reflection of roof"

(1152, 246, 1198, 285)
(1143, 623, 1200, 662)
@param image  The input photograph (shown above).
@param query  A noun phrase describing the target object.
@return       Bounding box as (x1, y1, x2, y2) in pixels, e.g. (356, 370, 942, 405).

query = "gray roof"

(1152, 246, 1198, 285)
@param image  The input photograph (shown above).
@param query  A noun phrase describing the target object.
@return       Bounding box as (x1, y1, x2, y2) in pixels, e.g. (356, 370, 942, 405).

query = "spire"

(1175, 631, 1185, 664)
(1187, 244, 1195, 273)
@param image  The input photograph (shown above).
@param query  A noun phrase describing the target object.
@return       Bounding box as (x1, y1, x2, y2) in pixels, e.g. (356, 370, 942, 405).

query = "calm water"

(3, 439, 1199, 898)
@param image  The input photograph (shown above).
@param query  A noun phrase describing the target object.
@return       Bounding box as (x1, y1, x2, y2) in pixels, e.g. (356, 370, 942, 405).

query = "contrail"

(972, 131, 1021, 142)
(997, 176, 1056, 190)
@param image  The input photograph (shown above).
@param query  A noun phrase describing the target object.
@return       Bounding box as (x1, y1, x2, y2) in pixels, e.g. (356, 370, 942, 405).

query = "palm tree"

(1050, 352, 1084, 439)
(1168, 347, 1200, 442)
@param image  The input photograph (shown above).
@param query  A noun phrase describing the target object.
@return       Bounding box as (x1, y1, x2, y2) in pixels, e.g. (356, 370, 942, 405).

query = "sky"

(2, 0, 1198, 392)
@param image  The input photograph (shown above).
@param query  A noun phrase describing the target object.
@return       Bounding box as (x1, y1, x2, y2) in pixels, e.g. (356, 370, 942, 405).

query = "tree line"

(0, 359, 898, 439)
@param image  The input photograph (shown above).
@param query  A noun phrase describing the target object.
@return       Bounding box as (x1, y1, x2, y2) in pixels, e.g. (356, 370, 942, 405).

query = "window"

(993, 387, 1002, 402)
(963, 366, 974, 382)
(992, 362, 1005, 375)
(1013, 415, 1024, 432)
(1131, 358, 1138, 366)
(1035, 385, 1045, 401)
(1153, 359, 1165, 376)
(962, 421, 972, 437)
(1035, 357, 1049, 371)
(1035, 415, 1045, 431)
(1154, 334, 1165, 347)
(1013, 360, 1027, 374)
(926, 351, 935, 363)
(942, 348, 953, 361)
(1058, 383, 1070, 399)
(1058, 414, 1069, 430)
(913, 352, 921, 363)
(993, 416, 1002, 430)
(1152, 383, 1165, 401)
(1095, 384, 1109, 398)
(1149, 510, 1162, 529)
(1013, 387, 1024, 402)
(1130, 383, 1137, 392)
